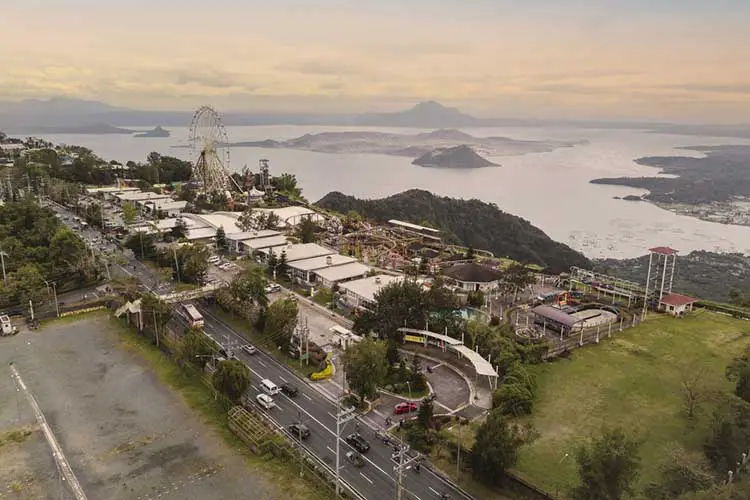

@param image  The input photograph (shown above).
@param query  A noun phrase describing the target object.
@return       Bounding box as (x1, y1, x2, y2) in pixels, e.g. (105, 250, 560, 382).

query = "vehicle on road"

(260, 378, 281, 395)
(394, 402, 418, 415)
(346, 451, 365, 468)
(281, 383, 298, 397)
(345, 433, 370, 453)
(208, 255, 220, 265)
(265, 283, 281, 293)
(182, 303, 204, 328)
(242, 344, 257, 355)
(288, 423, 311, 439)
(256, 393, 276, 410)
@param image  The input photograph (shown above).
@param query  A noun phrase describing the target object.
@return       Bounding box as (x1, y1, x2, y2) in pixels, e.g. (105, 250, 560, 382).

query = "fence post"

(595, 325, 600, 344)
(620, 317, 624, 332)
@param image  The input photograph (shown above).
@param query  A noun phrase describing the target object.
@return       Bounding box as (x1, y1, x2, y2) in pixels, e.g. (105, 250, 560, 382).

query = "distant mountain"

(355, 101, 484, 128)
(31, 123, 136, 134)
(315, 189, 590, 272)
(134, 126, 171, 138)
(412, 145, 499, 168)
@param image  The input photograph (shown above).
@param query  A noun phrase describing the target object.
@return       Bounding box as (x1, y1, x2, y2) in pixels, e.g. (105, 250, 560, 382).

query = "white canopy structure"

(398, 327, 499, 389)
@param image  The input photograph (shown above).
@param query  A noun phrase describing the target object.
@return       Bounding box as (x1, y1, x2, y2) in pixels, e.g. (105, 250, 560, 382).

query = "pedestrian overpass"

(398, 327, 499, 390)
(159, 282, 224, 304)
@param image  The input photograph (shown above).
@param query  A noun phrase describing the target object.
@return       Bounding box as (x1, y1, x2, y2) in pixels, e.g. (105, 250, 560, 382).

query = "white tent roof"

(398, 327, 497, 378)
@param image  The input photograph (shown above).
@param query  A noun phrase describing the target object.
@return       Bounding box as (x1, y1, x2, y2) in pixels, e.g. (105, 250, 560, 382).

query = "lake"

(34, 125, 750, 259)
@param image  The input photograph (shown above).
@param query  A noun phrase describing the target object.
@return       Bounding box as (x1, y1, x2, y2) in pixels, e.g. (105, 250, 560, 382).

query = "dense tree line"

(0, 200, 93, 307)
(315, 189, 590, 272)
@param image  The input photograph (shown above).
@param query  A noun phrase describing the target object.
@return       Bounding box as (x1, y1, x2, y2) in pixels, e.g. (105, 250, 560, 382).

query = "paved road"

(45, 198, 470, 500)
(193, 304, 470, 500)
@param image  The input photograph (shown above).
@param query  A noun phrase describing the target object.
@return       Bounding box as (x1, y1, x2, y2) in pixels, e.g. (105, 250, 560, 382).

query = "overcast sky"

(3, 0, 750, 122)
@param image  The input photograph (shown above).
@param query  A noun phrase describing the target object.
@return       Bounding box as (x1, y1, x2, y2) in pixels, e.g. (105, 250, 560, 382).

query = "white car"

(256, 393, 276, 410)
(265, 283, 281, 293)
(243, 345, 257, 355)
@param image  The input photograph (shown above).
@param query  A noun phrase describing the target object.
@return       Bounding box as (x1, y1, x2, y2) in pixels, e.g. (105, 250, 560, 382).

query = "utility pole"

(173, 247, 181, 283)
(152, 310, 159, 349)
(52, 282, 60, 317)
(335, 404, 356, 498)
(456, 419, 462, 480)
(0, 249, 8, 284)
(394, 436, 419, 500)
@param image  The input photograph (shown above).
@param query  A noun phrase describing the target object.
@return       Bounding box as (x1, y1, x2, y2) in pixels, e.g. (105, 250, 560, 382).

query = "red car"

(394, 402, 418, 415)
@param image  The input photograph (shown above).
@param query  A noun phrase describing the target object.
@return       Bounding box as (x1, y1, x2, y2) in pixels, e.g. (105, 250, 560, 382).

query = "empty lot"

(0, 314, 287, 500)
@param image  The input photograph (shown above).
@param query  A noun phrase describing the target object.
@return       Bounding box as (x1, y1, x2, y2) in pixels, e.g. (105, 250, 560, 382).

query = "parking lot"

(0, 315, 285, 500)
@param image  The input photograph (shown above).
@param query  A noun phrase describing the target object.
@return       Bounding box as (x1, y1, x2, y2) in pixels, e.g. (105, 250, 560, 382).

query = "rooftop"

(186, 227, 217, 240)
(189, 212, 243, 234)
(650, 246, 678, 255)
(253, 206, 324, 226)
(116, 191, 172, 202)
(146, 200, 188, 210)
(443, 262, 502, 283)
(86, 186, 140, 194)
(532, 305, 582, 328)
(242, 235, 290, 251)
(260, 243, 334, 262)
(340, 274, 403, 304)
(227, 230, 281, 241)
(287, 254, 357, 272)
(314, 262, 371, 283)
(153, 217, 206, 231)
(660, 293, 698, 307)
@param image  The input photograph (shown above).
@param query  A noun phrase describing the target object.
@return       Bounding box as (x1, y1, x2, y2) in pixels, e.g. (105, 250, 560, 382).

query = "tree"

(230, 265, 269, 309)
(11, 264, 45, 305)
(263, 298, 298, 349)
(355, 280, 429, 340)
(416, 398, 434, 430)
(681, 365, 707, 420)
(259, 211, 281, 230)
(726, 348, 750, 403)
(121, 202, 138, 226)
(215, 225, 228, 252)
(271, 173, 302, 198)
(470, 410, 532, 486)
(176, 243, 210, 284)
(410, 354, 426, 391)
(278, 250, 288, 275)
(296, 216, 319, 243)
(212, 359, 251, 402)
(571, 426, 641, 500)
(49, 227, 86, 270)
(237, 207, 255, 231)
(171, 218, 188, 240)
(502, 263, 536, 301)
(177, 326, 217, 367)
(704, 397, 750, 473)
(125, 232, 158, 259)
(644, 444, 714, 500)
(465, 245, 475, 259)
(342, 338, 388, 403)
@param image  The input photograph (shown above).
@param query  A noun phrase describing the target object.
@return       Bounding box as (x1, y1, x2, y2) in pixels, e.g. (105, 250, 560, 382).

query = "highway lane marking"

(201, 310, 403, 489)
(279, 375, 288, 383)
(328, 412, 336, 419)
(277, 393, 395, 484)
(303, 393, 313, 401)
(327, 446, 336, 454)
(251, 385, 259, 391)
(413, 495, 422, 500)
(257, 359, 267, 368)
(428, 487, 440, 496)
(359, 472, 373, 484)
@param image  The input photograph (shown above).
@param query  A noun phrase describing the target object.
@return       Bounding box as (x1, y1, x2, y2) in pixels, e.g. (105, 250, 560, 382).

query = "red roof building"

(649, 246, 678, 256)
(659, 293, 698, 316)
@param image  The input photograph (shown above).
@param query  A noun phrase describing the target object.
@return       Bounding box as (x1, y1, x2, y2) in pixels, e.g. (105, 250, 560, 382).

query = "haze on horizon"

(3, 0, 750, 123)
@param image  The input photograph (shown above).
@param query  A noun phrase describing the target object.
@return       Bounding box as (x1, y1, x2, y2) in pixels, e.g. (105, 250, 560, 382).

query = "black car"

(288, 423, 311, 439)
(345, 433, 370, 453)
(281, 383, 298, 397)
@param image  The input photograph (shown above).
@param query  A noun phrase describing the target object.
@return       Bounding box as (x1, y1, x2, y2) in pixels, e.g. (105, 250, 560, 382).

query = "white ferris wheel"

(188, 105, 231, 195)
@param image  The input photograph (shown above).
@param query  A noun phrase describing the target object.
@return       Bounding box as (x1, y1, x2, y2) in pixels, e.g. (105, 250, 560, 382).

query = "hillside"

(315, 190, 590, 272)
(412, 145, 498, 168)
(596, 250, 750, 302)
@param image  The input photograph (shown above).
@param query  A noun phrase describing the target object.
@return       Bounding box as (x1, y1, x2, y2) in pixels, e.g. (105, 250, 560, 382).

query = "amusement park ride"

(188, 106, 244, 200)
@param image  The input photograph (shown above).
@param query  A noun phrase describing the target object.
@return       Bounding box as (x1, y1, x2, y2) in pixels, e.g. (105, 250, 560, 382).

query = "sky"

(3, 0, 750, 122)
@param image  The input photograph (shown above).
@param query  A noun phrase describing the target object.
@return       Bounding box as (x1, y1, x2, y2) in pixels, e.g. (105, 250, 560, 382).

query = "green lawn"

(515, 310, 750, 497)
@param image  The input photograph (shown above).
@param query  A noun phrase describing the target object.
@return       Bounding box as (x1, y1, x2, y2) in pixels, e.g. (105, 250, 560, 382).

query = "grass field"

(515, 310, 750, 497)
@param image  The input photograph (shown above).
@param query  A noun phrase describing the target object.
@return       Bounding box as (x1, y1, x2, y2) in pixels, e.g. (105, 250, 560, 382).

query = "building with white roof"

(287, 254, 358, 283)
(243, 235, 290, 253)
(315, 262, 371, 288)
(144, 199, 187, 217)
(259, 243, 333, 263)
(225, 230, 283, 253)
(115, 191, 172, 204)
(188, 212, 243, 234)
(339, 274, 403, 308)
(186, 227, 218, 242)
